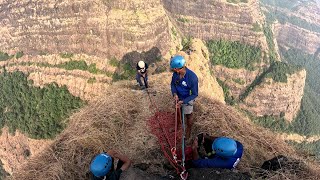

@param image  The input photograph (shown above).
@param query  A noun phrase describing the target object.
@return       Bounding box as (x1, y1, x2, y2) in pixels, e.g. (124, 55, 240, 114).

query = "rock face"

(275, 23, 320, 54)
(0, 127, 52, 175)
(0, 0, 173, 59)
(177, 39, 225, 103)
(213, 65, 261, 99)
(241, 70, 306, 121)
(162, 0, 269, 52)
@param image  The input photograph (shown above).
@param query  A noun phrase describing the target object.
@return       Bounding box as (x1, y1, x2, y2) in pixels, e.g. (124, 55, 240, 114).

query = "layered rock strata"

(241, 70, 306, 121)
(274, 23, 320, 54)
(162, 0, 269, 52)
(0, 0, 173, 59)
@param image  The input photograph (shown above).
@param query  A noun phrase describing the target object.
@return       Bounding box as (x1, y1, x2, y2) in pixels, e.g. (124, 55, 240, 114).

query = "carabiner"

(180, 170, 188, 180)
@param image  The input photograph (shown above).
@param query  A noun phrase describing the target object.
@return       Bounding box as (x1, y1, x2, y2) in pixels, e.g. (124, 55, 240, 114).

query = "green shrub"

(265, 61, 302, 83)
(263, 25, 277, 62)
(281, 47, 320, 135)
(0, 70, 85, 139)
(252, 22, 262, 32)
(0, 52, 14, 61)
(60, 52, 74, 59)
(112, 63, 136, 82)
(216, 78, 236, 105)
(233, 78, 245, 85)
(207, 39, 262, 70)
(182, 36, 192, 51)
(15, 51, 24, 59)
(109, 57, 120, 67)
(177, 17, 189, 23)
(87, 77, 97, 84)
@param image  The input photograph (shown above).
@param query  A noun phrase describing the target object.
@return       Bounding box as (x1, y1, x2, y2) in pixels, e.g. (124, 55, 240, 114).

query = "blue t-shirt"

(171, 68, 198, 104)
(192, 141, 243, 169)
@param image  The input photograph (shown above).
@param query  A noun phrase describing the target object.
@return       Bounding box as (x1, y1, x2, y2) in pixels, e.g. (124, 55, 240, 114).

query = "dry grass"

(10, 73, 320, 180)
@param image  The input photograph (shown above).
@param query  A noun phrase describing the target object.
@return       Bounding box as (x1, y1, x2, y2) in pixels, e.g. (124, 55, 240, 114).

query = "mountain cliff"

(0, 0, 319, 179)
(0, 0, 174, 59)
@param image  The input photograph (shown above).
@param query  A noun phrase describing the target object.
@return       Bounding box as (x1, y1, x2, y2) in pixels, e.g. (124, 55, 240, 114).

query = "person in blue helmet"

(89, 150, 131, 180)
(170, 55, 199, 139)
(136, 60, 149, 89)
(191, 133, 243, 169)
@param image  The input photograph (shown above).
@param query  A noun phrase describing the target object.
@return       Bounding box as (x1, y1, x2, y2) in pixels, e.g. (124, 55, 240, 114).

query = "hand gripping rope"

(146, 90, 188, 180)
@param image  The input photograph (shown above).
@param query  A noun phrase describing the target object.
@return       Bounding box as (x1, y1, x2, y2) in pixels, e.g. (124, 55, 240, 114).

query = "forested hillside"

(0, 69, 84, 139)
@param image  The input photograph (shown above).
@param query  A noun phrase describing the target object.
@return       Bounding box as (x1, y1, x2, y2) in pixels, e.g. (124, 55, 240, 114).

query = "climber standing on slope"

(136, 60, 149, 89)
(89, 150, 131, 180)
(170, 55, 199, 139)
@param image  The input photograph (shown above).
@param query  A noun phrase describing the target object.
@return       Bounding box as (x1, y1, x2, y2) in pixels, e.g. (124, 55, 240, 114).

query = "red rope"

(146, 89, 188, 179)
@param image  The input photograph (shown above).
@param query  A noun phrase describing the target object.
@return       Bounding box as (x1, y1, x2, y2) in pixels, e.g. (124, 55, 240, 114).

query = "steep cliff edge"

(177, 39, 225, 103)
(0, 0, 173, 59)
(11, 73, 320, 180)
(241, 69, 306, 121)
(274, 23, 320, 55)
(162, 0, 269, 52)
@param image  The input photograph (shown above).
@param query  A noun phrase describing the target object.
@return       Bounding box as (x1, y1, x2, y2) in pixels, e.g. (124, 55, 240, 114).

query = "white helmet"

(138, 61, 145, 68)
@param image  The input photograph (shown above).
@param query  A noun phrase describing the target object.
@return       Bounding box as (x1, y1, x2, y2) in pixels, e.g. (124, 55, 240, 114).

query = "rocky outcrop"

(177, 39, 225, 103)
(213, 65, 261, 99)
(0, 0, 173, 59)
(162, 0, 269, 52)
(241, 70, 306, 121)
(274, 23, 320, 54)
(0, 127, 52, 175)
(4, 65, 111, 101)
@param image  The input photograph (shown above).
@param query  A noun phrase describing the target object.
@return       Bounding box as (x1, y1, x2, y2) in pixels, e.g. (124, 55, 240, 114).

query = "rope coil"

(146, 89, 188, 180)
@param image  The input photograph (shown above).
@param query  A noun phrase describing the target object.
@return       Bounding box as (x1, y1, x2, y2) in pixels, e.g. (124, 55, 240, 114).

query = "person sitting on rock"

(136, 60, 149, 89)
(191, 133, 243, 169)
(89, 150, 131, 180)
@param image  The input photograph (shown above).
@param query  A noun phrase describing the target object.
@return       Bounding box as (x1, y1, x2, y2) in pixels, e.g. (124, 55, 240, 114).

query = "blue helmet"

(212, 137, 237, 157)
(170, 55, 186, 69)
(90, 153, 112, 177)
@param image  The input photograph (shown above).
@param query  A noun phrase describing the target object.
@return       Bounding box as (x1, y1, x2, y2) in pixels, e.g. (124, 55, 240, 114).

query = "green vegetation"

(182, 36, 192, 51)
(112, 63, 136, 82)
(109, 57, 120, 67)
(171, 27, 178, 38)
(60, 52, 74, 59)
(177, 17, 189, 23)
(0, 70, 85, 139)
(12, 60, 112, 77)
(288, 140, 320, 159)
(87, 77, 97, 84)
(265, 61, 302, 83)
(207, 39, 262, 70)
(252, 22, 262, 32)
(0, 52, 14, 61)
(260, 0, 300, 10)
(0, 51, 25, 61)
(216, 78, 235, 105)
(240, 61, 300, 100)
(263, 25, 277, 62)
(15, 51, 24, 59)
(281, 47, 320, 135)
(246, 111, 293, 133)
(56, 60, 100, 74)
(232, 78, 245, 85)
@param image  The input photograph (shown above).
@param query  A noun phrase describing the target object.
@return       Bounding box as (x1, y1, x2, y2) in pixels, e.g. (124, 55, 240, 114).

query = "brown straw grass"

(11, 73, 320, 179)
